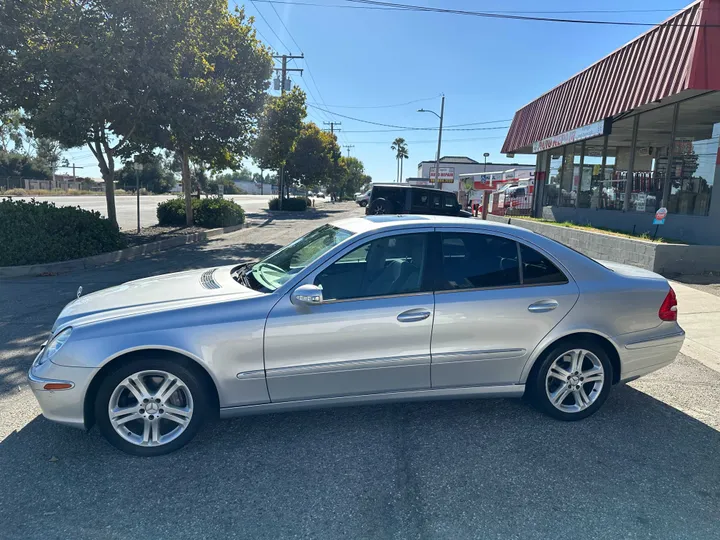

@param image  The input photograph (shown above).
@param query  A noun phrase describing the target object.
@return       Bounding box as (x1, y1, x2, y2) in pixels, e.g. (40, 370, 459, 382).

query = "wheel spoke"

(163, 405, 191, 427)
(125, 374, 152, 403)
(571, 350, 586, 373)
(582, 367, 604, 384)
(154, 376, 179, 403)
(548, 364, 571, 382)
(550, 385, 571, 406)
(141, 418, 151, 444)
(111, 408, 142, 425)
(574, 388, 590, 409)
(150, 419, 161, 444)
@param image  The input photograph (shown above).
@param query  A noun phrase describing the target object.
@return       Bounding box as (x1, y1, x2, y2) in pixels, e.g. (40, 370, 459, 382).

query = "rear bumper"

(618, 328, 685, 382)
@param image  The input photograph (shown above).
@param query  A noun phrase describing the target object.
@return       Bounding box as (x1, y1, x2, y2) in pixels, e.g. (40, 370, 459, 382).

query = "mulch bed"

(122, 226, 207, 247)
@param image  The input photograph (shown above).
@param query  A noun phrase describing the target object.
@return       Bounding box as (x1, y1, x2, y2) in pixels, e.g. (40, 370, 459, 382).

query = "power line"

(352, 135, 507, 144)
(307, 104, 509, 131)
(268, 1, 303, 51)
(343, 0, 711, 27)
(249, 0, 292, 52)
(307, 95, 440, 109)
(252, 1, 682, 15)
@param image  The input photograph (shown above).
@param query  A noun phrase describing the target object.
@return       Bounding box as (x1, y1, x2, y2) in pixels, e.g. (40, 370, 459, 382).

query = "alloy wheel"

(108, 370, 194, 447)
(545, 349, 605, 413)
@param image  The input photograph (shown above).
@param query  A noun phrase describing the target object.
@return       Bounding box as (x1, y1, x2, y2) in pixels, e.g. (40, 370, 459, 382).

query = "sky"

(62, 0, 690, 183)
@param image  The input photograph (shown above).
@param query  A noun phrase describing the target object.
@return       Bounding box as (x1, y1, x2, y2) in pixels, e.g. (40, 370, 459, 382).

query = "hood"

(597, 260, 666, 281)
(53, 265, 261, 331)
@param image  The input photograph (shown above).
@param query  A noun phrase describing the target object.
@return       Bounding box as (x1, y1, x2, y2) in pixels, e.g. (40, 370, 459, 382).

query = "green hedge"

(157, 197, 245, 228)
(268, 197, 308, 211)
(0, 198, 126, 266)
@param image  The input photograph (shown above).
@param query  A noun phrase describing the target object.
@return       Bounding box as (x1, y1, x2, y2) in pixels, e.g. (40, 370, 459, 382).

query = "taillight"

(659, 287, 678, 321)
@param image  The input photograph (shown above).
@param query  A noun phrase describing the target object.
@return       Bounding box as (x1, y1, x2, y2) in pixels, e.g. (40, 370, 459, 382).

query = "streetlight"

(483, 152, 490, 172)
(133, 162, 143, 233)
(418, 94, 445, 189)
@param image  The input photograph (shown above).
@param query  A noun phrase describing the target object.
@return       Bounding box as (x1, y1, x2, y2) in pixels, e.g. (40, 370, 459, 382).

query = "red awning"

(502, 0, 720, 154)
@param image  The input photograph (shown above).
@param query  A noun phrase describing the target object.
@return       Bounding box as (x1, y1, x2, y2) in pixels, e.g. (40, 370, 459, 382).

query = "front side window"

(412, 190, 430, 209)
(519, 244, 568, 285)
(438, 233, 520, 290)
(316, 233, 430, 301)
(243, 225, 353, 292)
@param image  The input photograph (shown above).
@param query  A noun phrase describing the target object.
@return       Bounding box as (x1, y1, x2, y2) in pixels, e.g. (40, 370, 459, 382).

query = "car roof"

(333, 215, 530, 236)
(371, 183, 444, 192)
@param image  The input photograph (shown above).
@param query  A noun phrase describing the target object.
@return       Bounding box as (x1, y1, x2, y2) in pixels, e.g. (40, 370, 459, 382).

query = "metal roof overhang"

(502, 0, 720, 154)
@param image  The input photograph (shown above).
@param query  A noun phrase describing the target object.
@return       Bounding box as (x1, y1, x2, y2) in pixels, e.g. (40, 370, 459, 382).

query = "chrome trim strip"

(236, 369, 266, 380)
(27, 369, 75, 390)
(625, 331, 685, 350)
(266, 354, 429, 377)
(219, 384, 526, 418)
(432, 348, 526, 362)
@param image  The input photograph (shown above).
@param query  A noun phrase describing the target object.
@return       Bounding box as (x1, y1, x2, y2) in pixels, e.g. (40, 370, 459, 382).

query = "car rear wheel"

(94, 357, 211, 456)
(530, 340, 612, 421)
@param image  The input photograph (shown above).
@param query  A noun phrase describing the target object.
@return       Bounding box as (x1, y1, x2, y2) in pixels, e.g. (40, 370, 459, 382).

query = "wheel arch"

(522, 331, 622, 388)
(83, 347, 220, 430)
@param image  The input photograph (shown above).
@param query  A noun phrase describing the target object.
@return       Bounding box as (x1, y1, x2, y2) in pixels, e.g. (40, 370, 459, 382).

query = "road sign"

(653, 207, 667, 225)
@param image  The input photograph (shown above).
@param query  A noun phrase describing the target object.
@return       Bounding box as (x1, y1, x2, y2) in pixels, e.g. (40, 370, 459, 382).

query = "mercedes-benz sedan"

(29, 215, 684, 455)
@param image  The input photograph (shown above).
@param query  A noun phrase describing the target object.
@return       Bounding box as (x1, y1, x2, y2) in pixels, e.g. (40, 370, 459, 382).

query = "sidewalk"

(671, 281, 720, 373)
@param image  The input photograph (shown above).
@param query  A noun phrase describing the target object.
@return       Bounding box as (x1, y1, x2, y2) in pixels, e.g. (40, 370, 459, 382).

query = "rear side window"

(519, 244, 568, 285)
(438, 233, 520, 290)
(443, 193, 457, 209)
(412, 190, 429, 209)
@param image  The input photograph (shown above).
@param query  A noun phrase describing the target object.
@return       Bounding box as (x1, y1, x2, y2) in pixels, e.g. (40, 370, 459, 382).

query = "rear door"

(430, 230, 579, 387)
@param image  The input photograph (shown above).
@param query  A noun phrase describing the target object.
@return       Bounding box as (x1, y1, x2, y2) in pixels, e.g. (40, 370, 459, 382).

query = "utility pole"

(273, 54, 304, 209)
(324, 121, 342, 134)
(343, 145, 354, 157)
(418, 95, 445, 189)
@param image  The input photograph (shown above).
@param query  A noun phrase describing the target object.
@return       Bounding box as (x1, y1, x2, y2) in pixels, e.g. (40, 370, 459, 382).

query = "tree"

(34, 139, 63, 177)
(391, 137, 409, 182)
(285, 122, 339, 189)
(131, 2, 273, 225)
(1, 0, 182, 228)
(253, 87, 307, 208)
(0, 111, 24, 154)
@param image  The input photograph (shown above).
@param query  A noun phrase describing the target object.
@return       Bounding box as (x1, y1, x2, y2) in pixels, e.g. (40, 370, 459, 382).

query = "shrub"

(157, 197, 245, 228)
(268, 197, 308, 211)
(193, 197, 245, 228)
(156, 197, 187, 226)
(0, 198, 126, 266)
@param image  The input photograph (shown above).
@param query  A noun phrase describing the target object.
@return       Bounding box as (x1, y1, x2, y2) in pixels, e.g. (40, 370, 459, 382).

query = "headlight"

(37, 327, 73, 366)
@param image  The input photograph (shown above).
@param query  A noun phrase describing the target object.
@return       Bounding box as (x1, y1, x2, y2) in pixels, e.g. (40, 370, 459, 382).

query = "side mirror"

(291, 284, 324, 306)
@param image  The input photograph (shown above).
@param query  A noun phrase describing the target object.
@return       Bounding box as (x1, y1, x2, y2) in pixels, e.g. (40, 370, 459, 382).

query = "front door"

(431, 230, 579, 388)
(264, 231, 434, 402)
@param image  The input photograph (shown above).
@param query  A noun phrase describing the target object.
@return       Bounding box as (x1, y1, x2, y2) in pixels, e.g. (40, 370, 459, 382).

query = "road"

(14, 194, 297, 230)
(1, 205, 719, 539)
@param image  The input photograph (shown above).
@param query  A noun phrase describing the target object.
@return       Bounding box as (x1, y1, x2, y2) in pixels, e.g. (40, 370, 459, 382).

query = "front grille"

(200, 269, 221, 290)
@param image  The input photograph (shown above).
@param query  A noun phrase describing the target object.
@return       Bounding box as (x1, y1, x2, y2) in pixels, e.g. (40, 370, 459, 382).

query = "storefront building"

(502, 0, 720, 245)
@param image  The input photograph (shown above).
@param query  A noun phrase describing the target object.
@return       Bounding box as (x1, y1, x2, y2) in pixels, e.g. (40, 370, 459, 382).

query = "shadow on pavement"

(1, 386, 718, 539)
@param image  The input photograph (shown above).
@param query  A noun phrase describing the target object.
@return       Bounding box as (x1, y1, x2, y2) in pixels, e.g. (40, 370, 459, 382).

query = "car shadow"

(1, 386, 718, 539)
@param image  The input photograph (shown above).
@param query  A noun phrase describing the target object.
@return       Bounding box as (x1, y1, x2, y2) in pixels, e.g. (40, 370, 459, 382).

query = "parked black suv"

(366, 184, 472, 217)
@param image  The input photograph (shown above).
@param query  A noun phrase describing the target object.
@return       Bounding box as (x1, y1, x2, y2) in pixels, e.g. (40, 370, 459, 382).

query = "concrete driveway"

(1, 205, 719, 539)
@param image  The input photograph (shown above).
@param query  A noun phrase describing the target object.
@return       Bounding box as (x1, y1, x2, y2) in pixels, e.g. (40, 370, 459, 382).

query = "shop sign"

(636, 192, 647, 212)
(532, 118, 611, 153)
(429, 166, 455, 183)
(653, 207, 667, 225)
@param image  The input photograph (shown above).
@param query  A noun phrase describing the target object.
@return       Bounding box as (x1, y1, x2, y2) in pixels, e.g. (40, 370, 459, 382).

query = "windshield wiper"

(231, 263, 253, 287)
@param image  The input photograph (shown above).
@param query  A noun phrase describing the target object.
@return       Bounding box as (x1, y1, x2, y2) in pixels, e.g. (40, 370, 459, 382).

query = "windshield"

(241, 225, 354, 292)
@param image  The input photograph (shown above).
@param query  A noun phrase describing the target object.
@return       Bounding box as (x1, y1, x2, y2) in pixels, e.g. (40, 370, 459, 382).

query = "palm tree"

(391, 137, 409, 182)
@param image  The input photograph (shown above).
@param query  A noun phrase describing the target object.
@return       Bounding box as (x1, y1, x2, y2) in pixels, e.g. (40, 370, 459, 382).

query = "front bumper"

(28, 355, 97, 430)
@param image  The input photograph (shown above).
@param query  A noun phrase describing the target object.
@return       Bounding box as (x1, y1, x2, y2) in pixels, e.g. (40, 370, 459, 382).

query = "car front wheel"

(94, 357, 211, 456)
(530, 341, 612, 421)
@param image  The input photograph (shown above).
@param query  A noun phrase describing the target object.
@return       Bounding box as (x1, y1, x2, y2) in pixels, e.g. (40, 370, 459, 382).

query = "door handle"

(397, 309, 432, 323)
(528, 300, 559, 313)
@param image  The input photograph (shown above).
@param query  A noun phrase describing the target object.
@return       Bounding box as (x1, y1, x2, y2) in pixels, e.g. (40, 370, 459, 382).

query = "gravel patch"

(122, 225, 209, 247)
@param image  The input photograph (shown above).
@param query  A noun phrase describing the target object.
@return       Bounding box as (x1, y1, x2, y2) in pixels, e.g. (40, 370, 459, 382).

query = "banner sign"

(532, 118, 611, 153)
(429, 166, 455, 183)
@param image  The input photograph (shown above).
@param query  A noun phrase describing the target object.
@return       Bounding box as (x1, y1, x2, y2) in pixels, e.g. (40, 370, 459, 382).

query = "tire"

(94, 356, 212, 456)
(358, 200, 368, 207)
(367, 197, 393, 215)
(529, 339, 613, 421)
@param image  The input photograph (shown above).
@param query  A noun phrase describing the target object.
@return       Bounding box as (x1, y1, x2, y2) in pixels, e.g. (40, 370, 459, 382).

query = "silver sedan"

(28, 215, 685, 455)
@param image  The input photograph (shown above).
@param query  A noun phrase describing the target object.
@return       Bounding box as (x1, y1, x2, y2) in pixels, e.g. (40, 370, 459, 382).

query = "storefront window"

(558, 144, 576, 207)
(580, 140, 603, 208)
(544, 150, 563, 206)
(668, 93, 720, 216)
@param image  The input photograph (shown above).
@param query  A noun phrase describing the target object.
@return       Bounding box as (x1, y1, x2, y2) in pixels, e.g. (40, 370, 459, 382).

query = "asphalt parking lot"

(1, 203, 719, 539)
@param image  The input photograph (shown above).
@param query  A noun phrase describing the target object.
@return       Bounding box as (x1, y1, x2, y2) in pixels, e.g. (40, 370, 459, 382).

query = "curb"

(0, 223, 245, 279)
